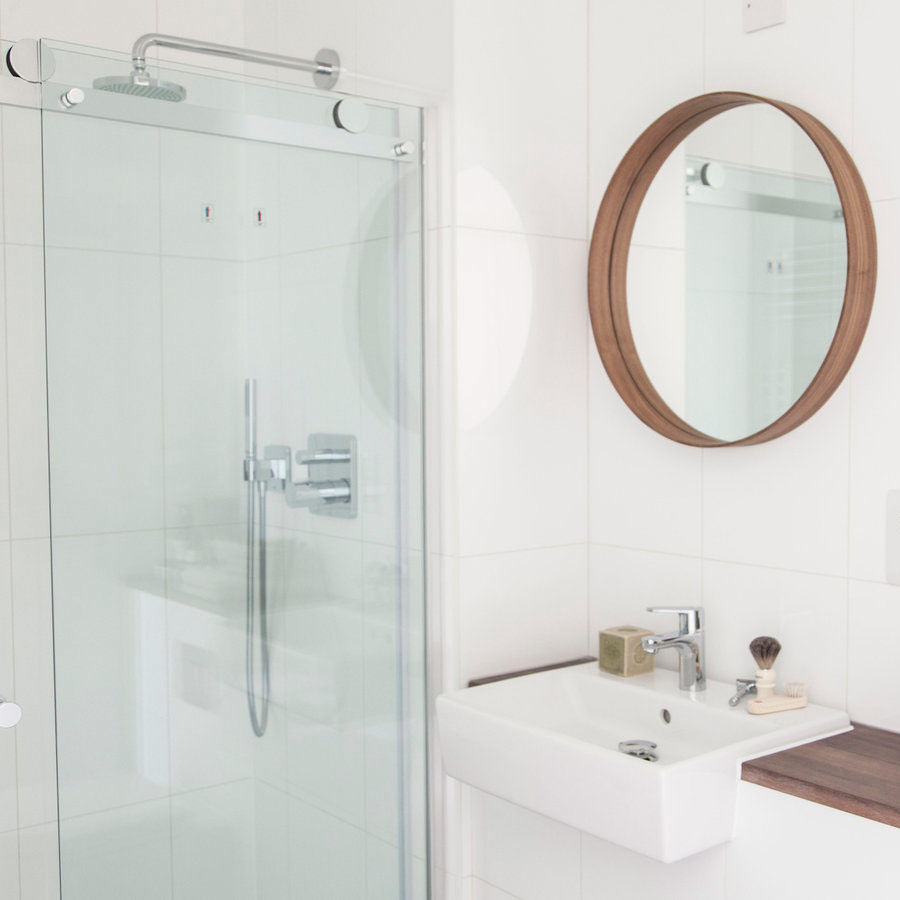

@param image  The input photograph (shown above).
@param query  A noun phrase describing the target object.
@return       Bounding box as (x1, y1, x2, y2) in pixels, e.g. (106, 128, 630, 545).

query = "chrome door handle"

(0, 699, 21, 728)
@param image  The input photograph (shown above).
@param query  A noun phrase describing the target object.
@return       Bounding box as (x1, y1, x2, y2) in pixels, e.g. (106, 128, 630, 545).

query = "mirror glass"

(627, 104, 847, 442)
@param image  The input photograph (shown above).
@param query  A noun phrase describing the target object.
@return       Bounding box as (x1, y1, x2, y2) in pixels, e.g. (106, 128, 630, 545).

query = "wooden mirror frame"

(588, 92, 877, 447)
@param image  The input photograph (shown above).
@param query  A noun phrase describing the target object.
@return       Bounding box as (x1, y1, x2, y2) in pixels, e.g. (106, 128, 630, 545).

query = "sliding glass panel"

(40, 40, 425, 900)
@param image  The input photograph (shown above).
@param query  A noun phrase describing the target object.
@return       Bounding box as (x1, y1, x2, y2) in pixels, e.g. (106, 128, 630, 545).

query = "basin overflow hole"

(660, 708, 671, 724)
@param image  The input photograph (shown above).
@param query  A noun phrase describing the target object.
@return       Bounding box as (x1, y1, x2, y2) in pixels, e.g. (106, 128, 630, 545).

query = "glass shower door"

(39, 41, 425, 900)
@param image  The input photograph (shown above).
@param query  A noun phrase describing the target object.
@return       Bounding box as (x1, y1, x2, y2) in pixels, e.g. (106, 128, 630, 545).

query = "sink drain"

(618, 739, 658, 762)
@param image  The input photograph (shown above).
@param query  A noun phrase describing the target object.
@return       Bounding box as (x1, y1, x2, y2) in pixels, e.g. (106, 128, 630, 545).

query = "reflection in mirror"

(628, 105, 847, 442)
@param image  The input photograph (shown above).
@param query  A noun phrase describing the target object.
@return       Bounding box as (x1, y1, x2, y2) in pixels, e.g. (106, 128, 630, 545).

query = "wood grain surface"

(742, 723, 900, 827)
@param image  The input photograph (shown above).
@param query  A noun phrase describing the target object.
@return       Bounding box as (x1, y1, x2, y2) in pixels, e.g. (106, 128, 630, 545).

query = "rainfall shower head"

(93, 69, 186, 102)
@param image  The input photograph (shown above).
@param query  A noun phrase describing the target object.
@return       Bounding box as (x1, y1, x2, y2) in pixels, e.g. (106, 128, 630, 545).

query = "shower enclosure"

(26, 36, 426, 899)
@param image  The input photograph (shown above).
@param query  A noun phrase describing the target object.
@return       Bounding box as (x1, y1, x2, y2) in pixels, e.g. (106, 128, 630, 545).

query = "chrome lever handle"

(0, 699, 22, 728)
(296, 449, 351, 465)
(646, 606, 704, 634)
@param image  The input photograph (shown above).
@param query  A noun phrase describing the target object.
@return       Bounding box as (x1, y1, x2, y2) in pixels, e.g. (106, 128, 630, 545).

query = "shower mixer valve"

(244, 434, 358, 519)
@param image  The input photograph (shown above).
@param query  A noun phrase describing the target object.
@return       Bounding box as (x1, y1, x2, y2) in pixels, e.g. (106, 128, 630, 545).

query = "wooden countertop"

(741, 722, 900, 828)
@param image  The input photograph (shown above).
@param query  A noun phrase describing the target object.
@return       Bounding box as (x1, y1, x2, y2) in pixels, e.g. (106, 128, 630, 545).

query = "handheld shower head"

(92, 69, 186, 102)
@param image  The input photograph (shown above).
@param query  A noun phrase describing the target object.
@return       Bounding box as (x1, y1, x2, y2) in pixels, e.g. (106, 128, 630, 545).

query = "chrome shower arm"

(130, 33, 340, 88)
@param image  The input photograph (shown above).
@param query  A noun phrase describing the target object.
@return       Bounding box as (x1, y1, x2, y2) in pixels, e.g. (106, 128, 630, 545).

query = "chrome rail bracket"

(6, 39, 56, 84)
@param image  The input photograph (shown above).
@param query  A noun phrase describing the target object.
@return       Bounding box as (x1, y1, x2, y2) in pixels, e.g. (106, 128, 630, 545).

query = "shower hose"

(246, 477, 270, 737)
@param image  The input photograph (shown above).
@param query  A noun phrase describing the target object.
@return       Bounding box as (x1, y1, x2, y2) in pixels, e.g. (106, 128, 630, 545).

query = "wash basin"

(436, 663, 850, 861)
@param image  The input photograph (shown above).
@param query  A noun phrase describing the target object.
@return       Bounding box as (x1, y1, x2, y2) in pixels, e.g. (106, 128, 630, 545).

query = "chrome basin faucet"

(642, 607, 706, 692)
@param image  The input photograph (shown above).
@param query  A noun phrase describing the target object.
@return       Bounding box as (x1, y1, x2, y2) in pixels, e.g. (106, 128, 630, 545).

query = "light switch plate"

(886, 490, 900, 585)
(743, 0, 786, 33)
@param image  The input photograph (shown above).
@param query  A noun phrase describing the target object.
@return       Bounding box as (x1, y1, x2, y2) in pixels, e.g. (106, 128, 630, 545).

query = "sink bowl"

(436, 663, 850, 861)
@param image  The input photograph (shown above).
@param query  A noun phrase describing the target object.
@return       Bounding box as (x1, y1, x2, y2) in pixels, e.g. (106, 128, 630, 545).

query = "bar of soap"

(598, 626, 654, 677)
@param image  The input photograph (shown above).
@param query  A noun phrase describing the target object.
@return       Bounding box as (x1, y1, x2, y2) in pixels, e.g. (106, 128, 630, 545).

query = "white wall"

(447, 1, 900, 898)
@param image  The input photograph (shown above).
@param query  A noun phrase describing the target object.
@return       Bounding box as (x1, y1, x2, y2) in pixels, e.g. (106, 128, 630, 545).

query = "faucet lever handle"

(646, 606, 704, 634)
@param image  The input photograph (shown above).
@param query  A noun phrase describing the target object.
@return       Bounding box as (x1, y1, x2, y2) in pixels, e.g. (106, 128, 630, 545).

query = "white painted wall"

(447, 1, 900, 898)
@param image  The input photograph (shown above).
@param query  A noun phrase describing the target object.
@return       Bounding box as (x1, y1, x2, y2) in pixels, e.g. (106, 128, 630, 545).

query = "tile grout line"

(589, 539, 896, 587)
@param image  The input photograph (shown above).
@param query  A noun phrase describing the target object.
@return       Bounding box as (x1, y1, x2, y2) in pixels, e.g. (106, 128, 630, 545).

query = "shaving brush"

(749, 636, 781, 700)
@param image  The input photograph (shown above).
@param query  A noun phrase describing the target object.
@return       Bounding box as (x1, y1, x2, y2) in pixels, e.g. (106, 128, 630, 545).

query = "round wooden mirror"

(588, 92, 877, 447)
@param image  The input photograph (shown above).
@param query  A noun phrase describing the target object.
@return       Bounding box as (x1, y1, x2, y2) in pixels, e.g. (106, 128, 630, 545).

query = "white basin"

(437, 663, 850, 862)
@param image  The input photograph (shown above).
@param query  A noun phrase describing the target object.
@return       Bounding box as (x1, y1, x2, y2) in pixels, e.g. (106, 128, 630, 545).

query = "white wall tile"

(703, 0, 854, 146)
(18, 821, 60, 900)
(854, 2, 900, 201)
(0, 0, 155, 53)
(279, 144, 359, 256)
(454, 0, 587, 239)
(157, 0, 248, 50)
(425, 229, 458, 556)
(472, 879, 517, 900)
(160, 129, 280, 262)
(59, 799, 172, 900)
(288, 799, 366, 899)
(1, 106, 42, 248)
(588, 545, 701, 671)
(362, 544, 420, 844)
(848, 579, 900, 731)
(727, 781, 900, 900)
(625, 245, 687, 421)
(0, 268, 10, 543)
(44, 248, 164, 536)
(702, 560, 848, 708)
(588, 353, 703, 556)
(275, 0, 359, 92)
(280, 531, 366, 825)
(702, 385, 850, 576)
(280, 243, 363, 541)
(456, 230, 587, 555)
(0, 543, 17, 834)
(166, 527, 254, 794)
(52, 531, 169, 818)
(359, 235, 413, 548)
(0, 829, 20, 899)
(171, 780, 257, 900)
(10, 539, 56, 830)
(254, 781, 290, 900)
(848, 200, 899, 582)
(458, 544, 588, 685)
(42, 113, 160, 255)
(588, 0, 705, 229)
(470, 791, 580, 900)
(5, 245, 50, 540)
(357, 0, 452, 97)
(161, 257, 245, 528)
(582, 832, 725, 900)
(365, 835, 404, 900)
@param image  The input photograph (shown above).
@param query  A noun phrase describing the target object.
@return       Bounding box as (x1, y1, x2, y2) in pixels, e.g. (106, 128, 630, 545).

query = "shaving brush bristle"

(749, 635, 781, 670)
